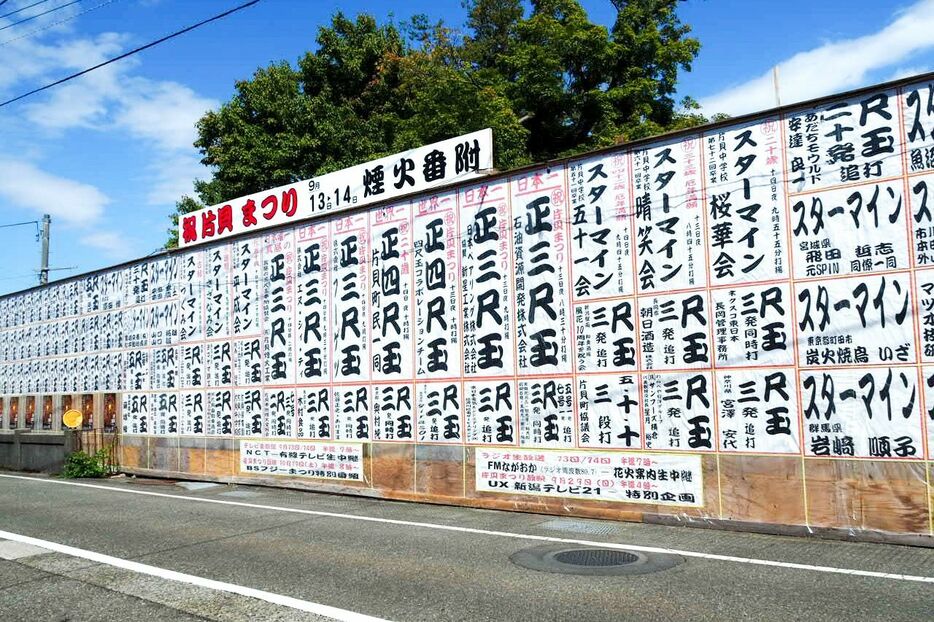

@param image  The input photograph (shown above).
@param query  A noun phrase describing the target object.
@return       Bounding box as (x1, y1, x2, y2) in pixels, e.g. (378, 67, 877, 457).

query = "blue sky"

(0, 0, 931, 294)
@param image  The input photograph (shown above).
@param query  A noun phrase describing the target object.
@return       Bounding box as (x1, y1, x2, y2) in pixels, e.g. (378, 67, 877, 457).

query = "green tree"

(464, 0, 703, 157)
(168, 1, 709, 247)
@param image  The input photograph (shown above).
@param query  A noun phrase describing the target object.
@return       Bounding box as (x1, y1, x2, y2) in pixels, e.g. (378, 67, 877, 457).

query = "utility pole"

(39, 214, 50, 285)
(772, 65, 782, 107)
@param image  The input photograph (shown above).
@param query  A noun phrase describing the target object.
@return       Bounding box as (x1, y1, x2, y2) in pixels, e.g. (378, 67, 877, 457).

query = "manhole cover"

(553, 549, 639, 567)
(510, 545, 682, 576)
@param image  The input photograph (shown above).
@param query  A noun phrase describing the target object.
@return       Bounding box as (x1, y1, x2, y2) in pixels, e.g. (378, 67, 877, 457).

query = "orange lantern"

(25, 397, 35, 429)
(42, 396, 53, 430)
(82, 395, 94, 430)
(104, 393, 116, 432)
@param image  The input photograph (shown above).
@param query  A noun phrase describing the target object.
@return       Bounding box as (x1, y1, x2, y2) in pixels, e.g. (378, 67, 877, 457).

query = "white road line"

(1, 473, 932, 584)
(0, 528, 390, 622)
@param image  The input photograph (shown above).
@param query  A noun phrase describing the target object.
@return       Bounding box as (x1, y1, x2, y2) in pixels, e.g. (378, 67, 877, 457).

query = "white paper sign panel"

(413, 193, 461, 380)
(510, 168, 572, 374)
(902, 80, 934, 174)
(331, 213, 369, 383)
(459, 181, 515, 376)
(240, 440, 363, 480)
(370, 204, 414, 381)
(295, 223, 330, 384)
(785, 88, 902, 192)
(569, 152, 634, 300)
(704, 118, 788, 285)
(475, 448, 704, 507)
(0, 80, 931, 464)
(633, 136, 706, 292)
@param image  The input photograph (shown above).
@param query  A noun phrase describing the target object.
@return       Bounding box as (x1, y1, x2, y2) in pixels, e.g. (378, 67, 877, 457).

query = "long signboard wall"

(2, 77, 933, 541)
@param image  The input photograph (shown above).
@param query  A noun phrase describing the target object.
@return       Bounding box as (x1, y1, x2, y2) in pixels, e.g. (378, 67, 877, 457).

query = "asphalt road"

(0, 472, 931, 621)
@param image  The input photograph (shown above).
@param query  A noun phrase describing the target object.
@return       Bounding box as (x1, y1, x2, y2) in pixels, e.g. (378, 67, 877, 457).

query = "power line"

(0, 0, 53, 20)
(0, 219, 41, 249)
(0, 0, 85, 33)
(0, 0, 119, 47)
(0, 219, 39, 231)
(0, 0, 261, 108)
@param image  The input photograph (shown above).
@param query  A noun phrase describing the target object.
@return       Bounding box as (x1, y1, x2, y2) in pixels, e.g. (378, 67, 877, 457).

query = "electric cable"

(0, 0, 119, 48)
(0, 0, 261, 108)
(0, 0, 85, 33)
(0, 0, 54, 21)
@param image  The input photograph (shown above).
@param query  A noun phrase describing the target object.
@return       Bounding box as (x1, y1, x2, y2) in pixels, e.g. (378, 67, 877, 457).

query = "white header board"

(179, 129, 493, 248)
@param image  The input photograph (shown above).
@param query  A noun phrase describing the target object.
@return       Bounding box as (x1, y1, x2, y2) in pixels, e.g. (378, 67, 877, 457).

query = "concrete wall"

(0, 430, 77, 473)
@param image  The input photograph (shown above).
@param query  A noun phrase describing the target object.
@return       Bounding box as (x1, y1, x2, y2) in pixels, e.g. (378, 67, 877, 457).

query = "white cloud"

(23, 67, 217, 206)
(0, 30, 127, 93)
(3, 22, 215, 211)
(700, 0, 934, 115)
(22, 51, 215, 153)
(81, 230, 134, 260)
(143, 151, 205, 206)
(23, 63, 123, 129)
(0, 159, 109, 224)
(0, 3, 214, 276)
(115, 79, 216, 153)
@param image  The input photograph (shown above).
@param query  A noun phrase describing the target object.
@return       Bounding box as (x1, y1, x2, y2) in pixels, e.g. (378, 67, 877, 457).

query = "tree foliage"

(61, 449, 110, 478)
(169, 0, 709, 246)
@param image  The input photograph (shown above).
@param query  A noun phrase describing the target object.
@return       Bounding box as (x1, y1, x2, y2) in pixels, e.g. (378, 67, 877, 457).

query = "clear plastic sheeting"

(1, 77, 933, 540)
